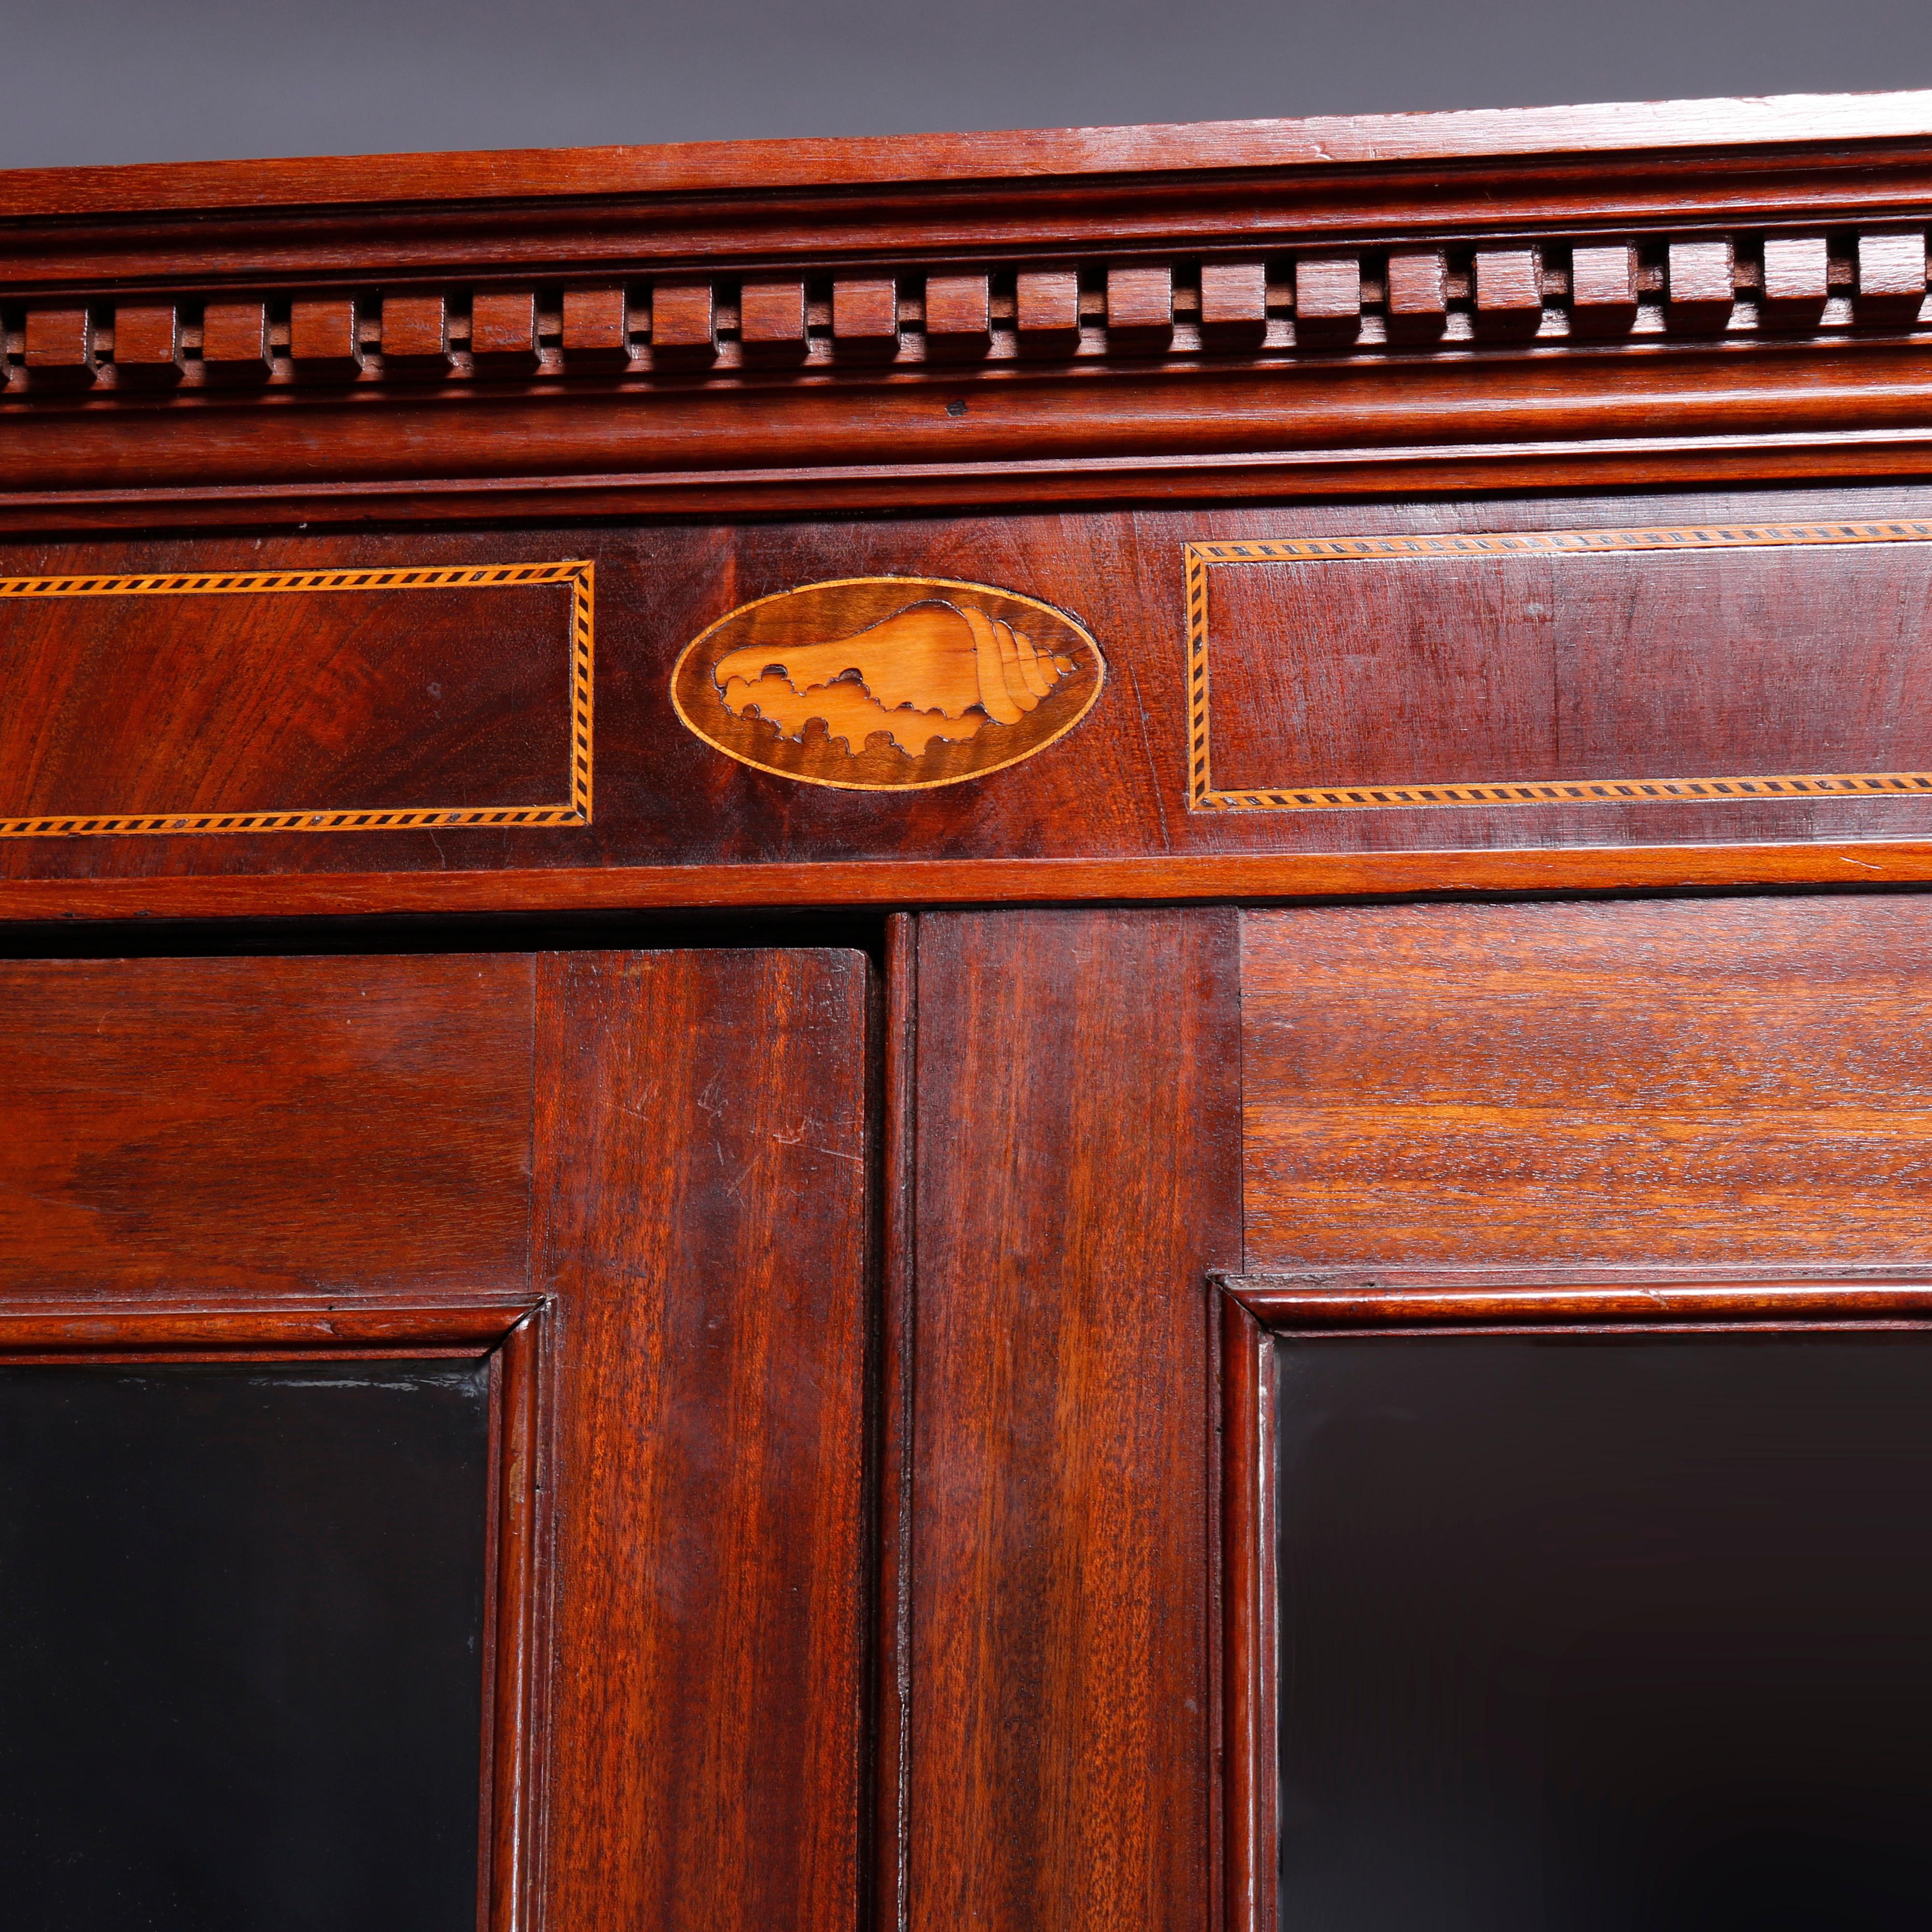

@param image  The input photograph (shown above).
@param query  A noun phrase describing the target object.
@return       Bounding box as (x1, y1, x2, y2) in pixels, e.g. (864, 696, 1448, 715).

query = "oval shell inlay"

(671, 577, 1106, 790)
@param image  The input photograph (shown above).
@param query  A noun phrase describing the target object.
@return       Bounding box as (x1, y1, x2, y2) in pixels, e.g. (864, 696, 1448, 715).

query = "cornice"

(5, 93, 1932, 528)
(5, 90, 1932, 214)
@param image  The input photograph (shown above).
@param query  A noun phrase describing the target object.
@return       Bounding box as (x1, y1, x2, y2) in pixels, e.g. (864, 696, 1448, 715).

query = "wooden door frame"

(0, 1293, 553, 1932)
(1217, 1264, 1932, 1932)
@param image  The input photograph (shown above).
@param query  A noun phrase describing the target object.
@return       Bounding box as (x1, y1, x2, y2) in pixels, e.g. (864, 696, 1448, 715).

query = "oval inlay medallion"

(671, 577, 1106, 790)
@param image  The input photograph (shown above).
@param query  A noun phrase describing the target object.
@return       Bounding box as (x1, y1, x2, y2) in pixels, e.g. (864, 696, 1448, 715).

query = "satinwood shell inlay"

(671, 577, 1105, 789)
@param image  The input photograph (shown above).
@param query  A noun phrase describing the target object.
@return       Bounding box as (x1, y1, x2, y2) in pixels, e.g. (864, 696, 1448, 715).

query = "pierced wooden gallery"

(7, 88, 1932, 1932)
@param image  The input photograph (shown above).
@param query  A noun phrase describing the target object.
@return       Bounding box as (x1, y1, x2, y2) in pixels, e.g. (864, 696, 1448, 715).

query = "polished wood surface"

(1219, 1289, 1275, 1932)
(909, 910, 1242, 1932)
(6, 96, 1932, 527)
(0, 953, 535, 1295)
(12, 328, 1932, 529)
(0, 946, 871, 1932)
(14, 92, 1932, 221)
(1229, 1270, 1932, 1328)
(6, 839, 1932, 922)
(11, 87, 1932, 1932)
(1193, 524, 1932, 809)
(0, 563, 588, 838)
(875, 913, 915, 1932)
(9, 487, 1932, 915)
(0, 953, 544, 1922)
(536, 948, 871, 1932)
(1243, 897, 1932, 1264)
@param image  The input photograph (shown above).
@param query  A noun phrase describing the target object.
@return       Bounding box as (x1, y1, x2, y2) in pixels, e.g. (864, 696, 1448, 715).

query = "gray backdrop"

(2, 0, 1931, 170)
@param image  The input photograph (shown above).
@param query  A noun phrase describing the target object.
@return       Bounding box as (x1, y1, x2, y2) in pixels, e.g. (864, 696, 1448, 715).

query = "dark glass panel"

(0, 1360, 489, 1932)
(1278, 1334, 1932, 1932)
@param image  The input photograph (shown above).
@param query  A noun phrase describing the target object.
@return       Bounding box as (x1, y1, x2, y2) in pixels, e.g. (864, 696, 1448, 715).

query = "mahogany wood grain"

(740, 279, 809, 364)
(1228, 1275, 1932, 1329)
(8, 149, 1932, 467)
(5, 845, 1932, 923)
(13, 88, 1932, 491)
(21, 331, 1932, 530)
(1015, 270, 1080, 356)
(832, 278, 900, 361)
(40, 413, 1932, 531)
(382, 292, 454, 378)
(909, 909, 1241, 1932)
(470, 291, 541, 375)
(21, 92, 1932, 320)
(1568, 241, 1638, 334)
(0, 567, 578, 830)
(487, 1312, 545, 1932)
(14, 92, 1932, 222)
(1105, 264, 1175, 355)
(1292, 256, 1360, 345)
(0, 952, 558, 1925)
(1384, 248, 1447, 341)
(111, 302, 183, 384)
(0, 953, 534, 1296)
(1473, 246, 1541, 337)
(875, 912, 916, 1932)
(8, 94, 1932, 249)
(1222, 1260, 1932, 1294)
(560, 286, 632, 370)
(922, 274, 991, 359)
(1219, 1289, 1276, 1932)
(1242, 897, 1932, 1266)
(289, 297, 362, 379)
(1667, 235, 1736, 331)
(1200, 530, 1932, 797)
(199, 299, 271, 382)
(650, 282, 717, 368)
(535, 948, 871, 1932)
(1197, 261, 1267, 349)
(0, 852, 1928, 926)
(1205, 549, 1558, 794)
(0, 945, 872, 1932)
(11, 489, 1932, 912)
(23, 305, 94, 389)
(0, 1300, 536, 1350)
(1762, 234, 1830, 328)
(1858, 230, 1928, 323)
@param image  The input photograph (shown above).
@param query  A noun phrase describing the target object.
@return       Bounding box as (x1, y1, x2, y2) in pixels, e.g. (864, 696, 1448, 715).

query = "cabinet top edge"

(8, 89, 1932, 223)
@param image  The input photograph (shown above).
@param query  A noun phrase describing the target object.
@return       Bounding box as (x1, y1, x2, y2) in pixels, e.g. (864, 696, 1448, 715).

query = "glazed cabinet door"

(899, 899, 1932, 1932)
(0, 946, 871, 1932)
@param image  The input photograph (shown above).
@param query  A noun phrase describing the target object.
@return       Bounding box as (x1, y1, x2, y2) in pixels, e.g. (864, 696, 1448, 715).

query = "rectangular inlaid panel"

(1242, 897, 1932, 1264)
(1190, 524, 1932, 810)
(0, 561, 592, 837)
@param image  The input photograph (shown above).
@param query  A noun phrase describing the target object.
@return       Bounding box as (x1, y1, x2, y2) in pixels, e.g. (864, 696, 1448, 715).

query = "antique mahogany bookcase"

(9, 88, 1932, 1932)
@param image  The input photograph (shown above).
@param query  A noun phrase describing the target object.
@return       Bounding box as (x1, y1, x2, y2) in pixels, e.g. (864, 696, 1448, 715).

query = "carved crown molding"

(5, 226, 1928, 391)
(6, 93, 1932, 528)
